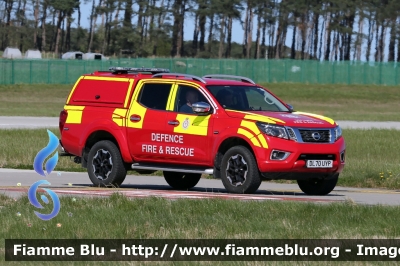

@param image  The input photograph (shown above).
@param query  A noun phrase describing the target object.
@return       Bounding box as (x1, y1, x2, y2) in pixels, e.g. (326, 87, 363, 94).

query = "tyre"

(163, 171, 201, 190)
(297, 174, 339, 195)
(87, 140, 127, 187)
(212, 152, 223, 179)
(212, 167, 221, 179)
(220, 146, 261, 194)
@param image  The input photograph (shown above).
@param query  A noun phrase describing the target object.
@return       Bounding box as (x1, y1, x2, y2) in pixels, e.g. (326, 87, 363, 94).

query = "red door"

(126, 81, 175, 162)
(163, 83, 214, 165)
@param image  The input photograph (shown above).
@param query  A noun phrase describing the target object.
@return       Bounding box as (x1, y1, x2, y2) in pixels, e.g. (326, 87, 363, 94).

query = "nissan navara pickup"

(58, 67, 346, 195)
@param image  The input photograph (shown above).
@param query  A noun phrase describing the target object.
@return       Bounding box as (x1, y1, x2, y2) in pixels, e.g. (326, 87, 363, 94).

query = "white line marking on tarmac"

(50, 189, 284, 201)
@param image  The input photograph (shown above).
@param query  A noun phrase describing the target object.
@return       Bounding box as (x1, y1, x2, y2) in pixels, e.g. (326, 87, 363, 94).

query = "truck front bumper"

(257, 137, 346, 180)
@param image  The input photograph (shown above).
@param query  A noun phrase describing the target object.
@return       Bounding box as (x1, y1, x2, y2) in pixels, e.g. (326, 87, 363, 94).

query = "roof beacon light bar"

(109, 67, 170, 74)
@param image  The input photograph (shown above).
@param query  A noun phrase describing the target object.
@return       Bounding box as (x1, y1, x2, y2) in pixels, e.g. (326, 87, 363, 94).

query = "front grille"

(298, 154, 336, 160)
(299, 129, 331, 143)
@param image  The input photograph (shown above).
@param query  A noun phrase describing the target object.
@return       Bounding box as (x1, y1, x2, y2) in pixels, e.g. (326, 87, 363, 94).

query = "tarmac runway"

(1, 169, 399, 206)
(1, 116, 399, 206)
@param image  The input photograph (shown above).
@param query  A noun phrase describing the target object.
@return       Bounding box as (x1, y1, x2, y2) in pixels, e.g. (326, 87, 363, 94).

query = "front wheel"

(163, 172, 202, 190)
(220, 146, 261, 194)
(297, 174, 339, 195)
(87, 140, 127, 187)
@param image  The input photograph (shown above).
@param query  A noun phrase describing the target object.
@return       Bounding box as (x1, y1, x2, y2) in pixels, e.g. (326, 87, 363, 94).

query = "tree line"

(1, 0, 399, 61)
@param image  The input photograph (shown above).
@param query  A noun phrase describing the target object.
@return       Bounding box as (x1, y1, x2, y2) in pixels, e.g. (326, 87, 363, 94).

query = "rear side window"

(138, 83, 172, 110)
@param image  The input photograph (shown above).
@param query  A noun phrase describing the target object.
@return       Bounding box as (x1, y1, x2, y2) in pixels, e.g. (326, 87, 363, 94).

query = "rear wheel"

(87, 140, 127, 187)
(297, 174, 339, 195)
(220, 146, 261, 194)
(163, 172, 202, 190)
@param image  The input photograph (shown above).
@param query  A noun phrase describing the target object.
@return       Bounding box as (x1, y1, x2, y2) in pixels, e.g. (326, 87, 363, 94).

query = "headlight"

(256, 122, 289, 140)
(335, 126, 342, 141)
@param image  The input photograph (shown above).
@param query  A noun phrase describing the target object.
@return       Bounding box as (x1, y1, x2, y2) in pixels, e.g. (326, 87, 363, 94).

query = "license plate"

(306, 160, 333, 168)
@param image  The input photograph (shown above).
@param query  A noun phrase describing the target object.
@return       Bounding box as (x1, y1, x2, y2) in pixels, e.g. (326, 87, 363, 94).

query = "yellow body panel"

(294, 111, 335, 125)
(167, 84, 179, 111)
(84, 76, 130, 82)
(126, 101, 147, 129)
(112, 109, 128, 127)
(124, 80, 135, 108)
(63, 105, 85, 124)
(173, 114, 210, 136)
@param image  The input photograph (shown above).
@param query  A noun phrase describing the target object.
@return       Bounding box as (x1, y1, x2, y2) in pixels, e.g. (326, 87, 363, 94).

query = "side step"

(131, 163, 214, 175)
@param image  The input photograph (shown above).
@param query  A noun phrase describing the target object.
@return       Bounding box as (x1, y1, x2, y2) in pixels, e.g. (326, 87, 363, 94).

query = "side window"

(138, 83, 172, 110)
(175, 85, 210, 114)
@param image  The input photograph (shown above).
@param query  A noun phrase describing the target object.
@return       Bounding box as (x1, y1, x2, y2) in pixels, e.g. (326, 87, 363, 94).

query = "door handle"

(168, 120, 180, 126)
(130, 115, 141, 122)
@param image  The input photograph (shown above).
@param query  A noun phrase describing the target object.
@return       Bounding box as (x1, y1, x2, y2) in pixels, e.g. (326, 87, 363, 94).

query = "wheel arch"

(80, 123, 131, 167)
(214, 136, 257, 171)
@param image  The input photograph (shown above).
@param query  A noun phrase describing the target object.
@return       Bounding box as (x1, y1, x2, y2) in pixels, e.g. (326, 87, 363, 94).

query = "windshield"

(206, 85, 289, 112)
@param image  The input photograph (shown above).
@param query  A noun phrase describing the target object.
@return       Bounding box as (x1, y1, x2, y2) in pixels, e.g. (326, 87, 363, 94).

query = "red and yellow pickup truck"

(58, 67, 345, 195)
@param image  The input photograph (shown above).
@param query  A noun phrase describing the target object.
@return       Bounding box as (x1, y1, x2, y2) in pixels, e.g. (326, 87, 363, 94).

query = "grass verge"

(1, 83, 400, 121)
(1, 128, 400, 190)
(0, 194, 400, 265)
(0, 84, 70, 117)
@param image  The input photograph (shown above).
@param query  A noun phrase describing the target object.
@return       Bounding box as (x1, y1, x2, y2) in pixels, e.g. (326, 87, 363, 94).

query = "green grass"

(1, 128, 399, 190)
(0, 84, 70, 117)
(1, 83, 400, 121)
(1, 194, 400, 265)
(3, 193, 400, 238)
(339, 129, 400, 189)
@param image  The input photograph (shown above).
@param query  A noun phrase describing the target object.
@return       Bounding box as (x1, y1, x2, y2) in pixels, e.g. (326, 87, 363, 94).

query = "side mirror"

(192, 102, 211, 115)
(287, 104, 294, 112)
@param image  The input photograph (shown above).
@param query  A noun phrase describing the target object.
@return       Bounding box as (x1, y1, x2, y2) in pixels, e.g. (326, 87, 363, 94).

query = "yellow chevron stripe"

(240, 120, 261, 135)
(294, 111, 335, 125)
(227, 110, 285, 124)
(257, 134, 268, 149)
(237, 128, 261, 147)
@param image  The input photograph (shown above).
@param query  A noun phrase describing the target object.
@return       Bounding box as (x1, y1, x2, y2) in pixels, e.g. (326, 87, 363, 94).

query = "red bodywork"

(59, 71, 346, 179)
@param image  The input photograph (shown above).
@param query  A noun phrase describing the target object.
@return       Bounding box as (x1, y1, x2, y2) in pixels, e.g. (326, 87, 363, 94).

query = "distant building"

(24, 50, 42, 59)
(62, 51, 83, 60)
(2, 47, 22, 59)
(83, 53, 107, 60)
